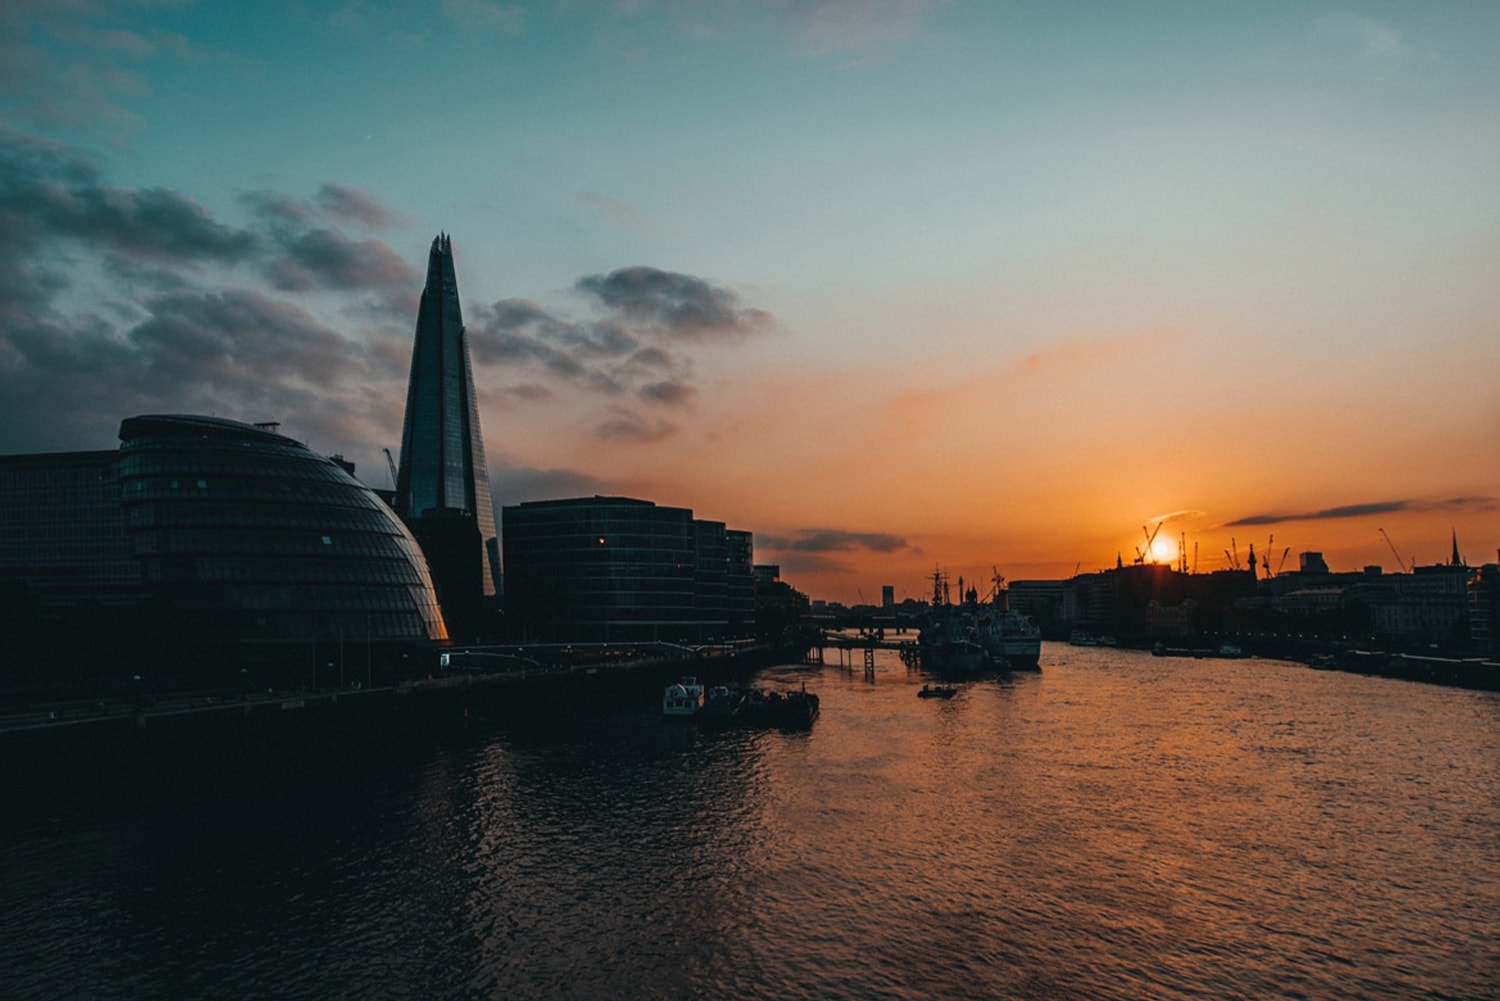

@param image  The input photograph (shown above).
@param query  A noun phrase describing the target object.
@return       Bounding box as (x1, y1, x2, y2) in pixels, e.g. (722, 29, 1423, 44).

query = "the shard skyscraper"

(395, 234, 499, 641)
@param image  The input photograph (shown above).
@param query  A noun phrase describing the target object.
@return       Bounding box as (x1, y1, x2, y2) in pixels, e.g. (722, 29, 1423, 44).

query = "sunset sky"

(3, 1, 1498, 603)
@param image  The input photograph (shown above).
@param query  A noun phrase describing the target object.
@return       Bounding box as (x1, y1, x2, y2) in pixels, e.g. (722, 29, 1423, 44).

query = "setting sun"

(1150, 536, 1178, 564)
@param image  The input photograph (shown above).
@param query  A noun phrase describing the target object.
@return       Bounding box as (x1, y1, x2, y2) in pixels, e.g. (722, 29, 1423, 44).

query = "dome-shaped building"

(0, 415, 446, 690)
(117, 415, 448, 651)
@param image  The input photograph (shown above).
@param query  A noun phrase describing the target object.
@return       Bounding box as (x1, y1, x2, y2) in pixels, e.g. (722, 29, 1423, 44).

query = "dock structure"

(815, 630, 916, 675)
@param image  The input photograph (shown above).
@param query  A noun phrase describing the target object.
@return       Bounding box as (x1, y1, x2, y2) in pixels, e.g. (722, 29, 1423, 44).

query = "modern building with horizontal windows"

(501, 496, 755, 644)
(0, 415, 448, 690)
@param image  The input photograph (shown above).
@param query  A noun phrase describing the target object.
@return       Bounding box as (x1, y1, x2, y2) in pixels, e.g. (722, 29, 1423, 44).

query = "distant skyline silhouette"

(1, 2, 1497, 602)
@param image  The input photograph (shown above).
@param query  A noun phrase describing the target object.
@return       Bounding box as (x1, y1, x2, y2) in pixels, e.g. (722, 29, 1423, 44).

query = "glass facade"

(394, 234, 499, 614)
(501, 497, 755, 644)
(117, 415, 448, 646)
(0, 415, 450, 687)
(0, 450, 142, 608)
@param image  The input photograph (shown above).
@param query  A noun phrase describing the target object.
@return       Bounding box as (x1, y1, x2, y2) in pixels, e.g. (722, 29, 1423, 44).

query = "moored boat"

(662, 676, 705, 717)
(919, 568, 1041, 673)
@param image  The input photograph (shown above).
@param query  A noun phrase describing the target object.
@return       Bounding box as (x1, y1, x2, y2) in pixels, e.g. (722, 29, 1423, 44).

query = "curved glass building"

(0, 415, 447, 688)
(117, 415, 448, 647)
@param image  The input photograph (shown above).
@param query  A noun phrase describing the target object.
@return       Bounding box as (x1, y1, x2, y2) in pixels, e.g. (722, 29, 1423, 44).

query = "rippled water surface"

(5, 645, 1500, 999)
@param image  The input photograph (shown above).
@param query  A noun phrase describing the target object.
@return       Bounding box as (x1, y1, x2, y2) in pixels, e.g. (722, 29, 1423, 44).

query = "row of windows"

(140, 554, 429, 587)
(224, 583, 443, 617)
(125, 502, 402, 536)
(132, 529, 427, 562)
(122, 477, 378, 509)
(120, 452, 356, 487)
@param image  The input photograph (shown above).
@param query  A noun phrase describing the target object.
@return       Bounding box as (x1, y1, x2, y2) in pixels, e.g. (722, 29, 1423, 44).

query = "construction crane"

(1135, 522, 1163, 564)
(382, 448, 399, 491)
(1274, 547, 1290, 576)
(1224, 537, 1242, 571)
(1379, 528, 1408, 572)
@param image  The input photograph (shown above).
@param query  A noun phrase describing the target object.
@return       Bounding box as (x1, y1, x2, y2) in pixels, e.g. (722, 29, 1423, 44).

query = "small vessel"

(737, 685, 819, 729)
(917, 684, 958, 699)
(697, 683, 745, 725)
(662, 677, 705, 717)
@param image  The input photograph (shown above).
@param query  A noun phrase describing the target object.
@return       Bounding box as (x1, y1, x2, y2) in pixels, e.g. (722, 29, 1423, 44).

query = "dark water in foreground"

(4, 644, 1500, 1000)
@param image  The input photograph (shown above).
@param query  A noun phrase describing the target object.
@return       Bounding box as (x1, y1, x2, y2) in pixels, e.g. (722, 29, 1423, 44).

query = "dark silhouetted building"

(394, 234, 499, 641)
(501, 496, 755, 644)
(0, 415, 448, 689)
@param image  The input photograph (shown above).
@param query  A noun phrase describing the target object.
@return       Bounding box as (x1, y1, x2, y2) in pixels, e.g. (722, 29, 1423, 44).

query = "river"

(3, 644, 1498, 1000)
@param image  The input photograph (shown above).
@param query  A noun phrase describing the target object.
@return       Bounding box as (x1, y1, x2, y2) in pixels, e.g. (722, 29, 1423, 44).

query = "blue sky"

(3, 1, 1499, 600)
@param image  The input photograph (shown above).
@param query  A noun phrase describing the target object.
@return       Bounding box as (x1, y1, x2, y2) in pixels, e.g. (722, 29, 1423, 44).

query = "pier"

(811, 630, 918, 675)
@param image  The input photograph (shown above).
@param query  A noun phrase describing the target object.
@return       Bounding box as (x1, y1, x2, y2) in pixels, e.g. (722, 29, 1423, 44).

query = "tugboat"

(918, 568, 1041, 673)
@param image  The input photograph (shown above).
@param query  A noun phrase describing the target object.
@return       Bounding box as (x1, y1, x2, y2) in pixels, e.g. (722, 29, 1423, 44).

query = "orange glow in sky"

(3, 4, 1498, 605)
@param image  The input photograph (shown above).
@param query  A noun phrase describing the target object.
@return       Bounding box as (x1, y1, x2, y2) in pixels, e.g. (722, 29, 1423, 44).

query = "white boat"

(662, 676, 705, 717)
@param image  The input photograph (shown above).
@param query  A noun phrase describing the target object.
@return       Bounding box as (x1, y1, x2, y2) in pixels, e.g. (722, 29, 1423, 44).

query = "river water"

(4, 644, 1499, 1000)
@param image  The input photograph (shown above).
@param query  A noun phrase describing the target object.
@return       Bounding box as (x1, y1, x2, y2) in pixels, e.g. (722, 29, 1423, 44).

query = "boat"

(697, 683, 745, 726)
(662, 676, 705, 717)
(918, 568, 1041, 673)
(917, 684, 958, 699)
(737, 685, 819, 729)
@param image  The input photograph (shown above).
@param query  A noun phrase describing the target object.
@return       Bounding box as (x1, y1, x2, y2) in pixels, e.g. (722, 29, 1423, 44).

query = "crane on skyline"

(1379, 528, 1409, 572)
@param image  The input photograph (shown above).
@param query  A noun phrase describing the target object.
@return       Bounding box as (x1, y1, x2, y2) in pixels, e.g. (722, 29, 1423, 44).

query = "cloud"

(639, 379, 697, 407)
(0, 132, 257, 270)
(1226, 497, 1497, 527)
(0, 127, 413, 457)
(0, 2, 229, 135)
(575, 266, 775, 343)
(1147, 509, 1207, 525)
(467, 268, 774, 435)
(760, 529, 911, 554)
(263, 228, 416, 294)
(593, 407, 679, 444)
(594, 408, 679, 444)
(316, 183, 403, 229)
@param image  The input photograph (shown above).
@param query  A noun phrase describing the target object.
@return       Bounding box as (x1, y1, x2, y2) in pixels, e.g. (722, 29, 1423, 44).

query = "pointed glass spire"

(395, 234, 498, 597)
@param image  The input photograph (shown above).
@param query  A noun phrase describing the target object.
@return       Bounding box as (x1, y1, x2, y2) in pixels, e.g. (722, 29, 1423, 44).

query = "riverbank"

(0, 642, 798, 789)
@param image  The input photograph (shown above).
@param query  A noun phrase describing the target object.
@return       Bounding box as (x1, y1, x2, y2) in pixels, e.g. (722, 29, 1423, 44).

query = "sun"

(1150, 536, 1178, 564)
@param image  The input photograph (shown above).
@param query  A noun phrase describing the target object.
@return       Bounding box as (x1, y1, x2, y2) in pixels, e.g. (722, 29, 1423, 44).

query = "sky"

(2, 0, 1498, 603)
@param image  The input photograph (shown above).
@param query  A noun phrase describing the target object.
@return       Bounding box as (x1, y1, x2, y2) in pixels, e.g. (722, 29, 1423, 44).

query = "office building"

(501, 496, 755, 644)
(393, 234, 500, 640)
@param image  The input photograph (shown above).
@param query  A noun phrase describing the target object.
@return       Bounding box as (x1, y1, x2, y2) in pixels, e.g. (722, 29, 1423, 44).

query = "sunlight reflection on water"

(3, 645, 1499, 999)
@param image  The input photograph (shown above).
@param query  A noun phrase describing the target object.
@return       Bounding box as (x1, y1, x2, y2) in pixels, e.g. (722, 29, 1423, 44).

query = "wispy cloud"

(886, 326, 1179, 437)
(760, 529, 911, 554)
(593, 406, 679, 444)
(1226, 497, 1497, 527)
